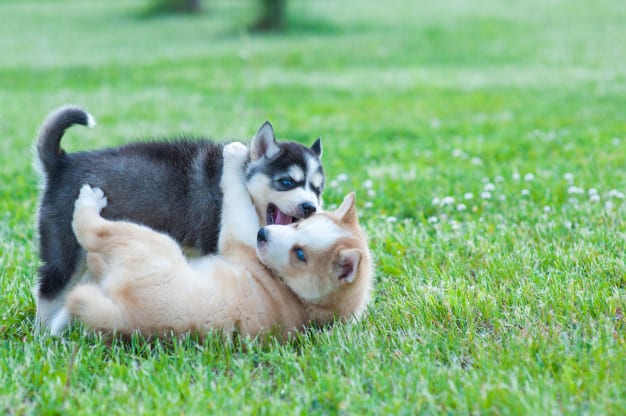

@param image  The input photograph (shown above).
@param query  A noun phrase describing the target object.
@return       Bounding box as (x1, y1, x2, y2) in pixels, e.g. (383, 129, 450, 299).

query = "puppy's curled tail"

(66, 284, 127, 333)
(37, 105, 96, 173)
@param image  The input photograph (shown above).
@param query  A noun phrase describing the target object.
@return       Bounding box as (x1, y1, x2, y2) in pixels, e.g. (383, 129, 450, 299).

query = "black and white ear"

(250, 121, 280, 161)
(336, 248, 362, 283)
(311, 138, 322, 158)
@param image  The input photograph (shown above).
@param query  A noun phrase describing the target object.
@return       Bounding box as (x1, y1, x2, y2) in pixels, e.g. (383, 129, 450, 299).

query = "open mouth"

(266, 204, 298, 225)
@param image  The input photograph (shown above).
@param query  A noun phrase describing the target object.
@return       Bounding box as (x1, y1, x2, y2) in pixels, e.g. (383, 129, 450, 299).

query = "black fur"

(246, 141, 325, 198)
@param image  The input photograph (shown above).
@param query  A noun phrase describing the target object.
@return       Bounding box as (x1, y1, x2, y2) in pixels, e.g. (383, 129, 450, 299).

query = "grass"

(1, 0, 625, 413)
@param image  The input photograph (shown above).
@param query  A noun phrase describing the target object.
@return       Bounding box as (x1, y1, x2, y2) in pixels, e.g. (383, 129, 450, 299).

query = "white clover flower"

(590, 194, 600, 203)
(568, 186, 584, 195)
(495, 175, 504, 183)
(484, 183, 495, 192)
(513, 172, 521, 180)
(432, 197, 441, 206)
(329, 180, 339, 188)
(605, 201, 615, 210)
(611, 137, 621, 146)
(450, 221, 461, 231)
(563, 172, 574, 183)
(564, 221, 573, 229)
(524, 173, 535, 181)
(608, 190, 625, 199)
(464, 192, 474, 200)
(442, 196, 455, 205)
(457, 203, 466, 212)
(521, 189, 530, 196)
(364, 202, 373, 209)
(336, 173, 349, 182)
(543, 206, 551, 213)
(587, 188, 598, 196)
(362, 180, 373, 189)
(471, 157, 483, 165)
(367, 189, 376, 197)
(452, 148, 464, 157)
(427, 216, 438, 224)
(498, 195, 506, 201)
(568, 197, 579, 205)
(480, 191, 492, 199)
(386, 216, 397, 223)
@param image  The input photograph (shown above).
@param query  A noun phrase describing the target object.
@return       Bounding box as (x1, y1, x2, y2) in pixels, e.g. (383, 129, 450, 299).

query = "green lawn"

(1, 0, 625, 414)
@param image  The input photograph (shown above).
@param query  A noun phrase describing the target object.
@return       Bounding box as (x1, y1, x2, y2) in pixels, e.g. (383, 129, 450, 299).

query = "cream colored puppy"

(64, 142, 372, 340)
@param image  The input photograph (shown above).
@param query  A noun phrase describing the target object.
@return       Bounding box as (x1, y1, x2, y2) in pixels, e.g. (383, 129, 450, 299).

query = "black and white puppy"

(34, 105, 325, 334)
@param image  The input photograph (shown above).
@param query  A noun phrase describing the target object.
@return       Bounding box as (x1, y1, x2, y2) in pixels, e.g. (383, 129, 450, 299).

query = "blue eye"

(294, 247, 306, 262)
(279, 178, 295, 188)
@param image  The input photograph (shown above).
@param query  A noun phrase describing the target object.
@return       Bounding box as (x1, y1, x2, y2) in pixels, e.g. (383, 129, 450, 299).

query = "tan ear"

(334, 192, 357, 224)
(250, 121, 280, 161)
(336, 248, 362, 283)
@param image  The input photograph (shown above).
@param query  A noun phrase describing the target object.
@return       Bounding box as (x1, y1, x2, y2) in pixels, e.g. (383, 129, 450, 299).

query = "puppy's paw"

(76, 185, 108, 212)
(49, 308, 71, 336)
(223, 141, 249, 167)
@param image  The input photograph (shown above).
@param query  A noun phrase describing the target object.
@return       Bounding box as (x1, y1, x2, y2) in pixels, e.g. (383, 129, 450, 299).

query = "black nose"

(257, 227, 268, 243)
(300, 202, 317, 218)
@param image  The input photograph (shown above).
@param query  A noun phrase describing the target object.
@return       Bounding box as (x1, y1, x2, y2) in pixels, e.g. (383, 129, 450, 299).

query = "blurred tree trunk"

(145, 0, 288, 31)
(251, 0, 287, 31)
(187, 0, 200, 12)
(149, 0, 201, 14)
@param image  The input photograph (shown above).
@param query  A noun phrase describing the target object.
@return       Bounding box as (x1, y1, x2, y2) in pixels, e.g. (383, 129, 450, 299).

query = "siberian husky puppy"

(34, 105, 325, 333)
(63, 143, 372, 340)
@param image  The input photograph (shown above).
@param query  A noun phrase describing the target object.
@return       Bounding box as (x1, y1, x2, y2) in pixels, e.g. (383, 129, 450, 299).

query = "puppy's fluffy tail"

(66, 284, 127, 333)
(37, 105, 96, 174)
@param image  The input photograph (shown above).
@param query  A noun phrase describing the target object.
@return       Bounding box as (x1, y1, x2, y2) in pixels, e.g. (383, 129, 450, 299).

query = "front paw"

(76, 185, 108, 212)
(223, 141, 249, 167)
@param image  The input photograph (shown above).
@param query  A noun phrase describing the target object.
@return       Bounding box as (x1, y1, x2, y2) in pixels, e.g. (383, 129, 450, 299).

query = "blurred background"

(2, 0, 626, 221)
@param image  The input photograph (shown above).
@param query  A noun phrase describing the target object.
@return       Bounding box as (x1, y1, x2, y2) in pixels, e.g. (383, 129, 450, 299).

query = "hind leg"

(46, 258, 91, 336)
(71, 185, 109, 252)
(73, 184, 180, 256)
(65, 284, 127, 332)
(36, 256, 87, 335)
(73, 185, 187, 286)
(36, 207, 85, 332)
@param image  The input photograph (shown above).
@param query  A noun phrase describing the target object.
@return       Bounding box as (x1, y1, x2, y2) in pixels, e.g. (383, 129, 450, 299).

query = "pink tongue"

(275, 210, 292, 225)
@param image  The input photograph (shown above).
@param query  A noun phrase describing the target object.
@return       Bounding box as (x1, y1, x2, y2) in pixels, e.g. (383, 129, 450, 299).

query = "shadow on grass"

(41, 320, 342, 367)
(54, 320, 330, 354)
